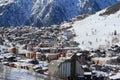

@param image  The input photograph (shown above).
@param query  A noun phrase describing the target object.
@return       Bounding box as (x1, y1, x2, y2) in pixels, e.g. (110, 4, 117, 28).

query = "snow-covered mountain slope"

(67, 2, 120, 50)
(0, 0, 49, 27)
(0, 0, 120, 27)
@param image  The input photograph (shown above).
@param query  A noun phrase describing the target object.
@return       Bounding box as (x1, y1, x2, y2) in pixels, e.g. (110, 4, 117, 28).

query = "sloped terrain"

(0, 0, 119, 27)
(69, 3, 120, 50)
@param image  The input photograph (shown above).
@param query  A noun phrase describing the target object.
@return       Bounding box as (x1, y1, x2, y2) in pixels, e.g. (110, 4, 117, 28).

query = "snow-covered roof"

(109, 73, 120, 79)
(92, 56, 118, 61)
(92, 71, 108, 77)
(18, 59, 33, 63)
(18, 49, 31, 54)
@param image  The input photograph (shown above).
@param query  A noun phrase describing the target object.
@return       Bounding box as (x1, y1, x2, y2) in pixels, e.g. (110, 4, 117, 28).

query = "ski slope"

(72, 7, 120, 50)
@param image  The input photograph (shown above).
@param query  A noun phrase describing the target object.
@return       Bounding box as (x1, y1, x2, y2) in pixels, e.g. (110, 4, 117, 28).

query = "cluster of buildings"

(0, 25, 120, 80)
(0, 25, 78, 80)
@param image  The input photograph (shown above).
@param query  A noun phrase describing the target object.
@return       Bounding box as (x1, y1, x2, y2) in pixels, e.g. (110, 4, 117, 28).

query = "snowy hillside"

(0, 0, 119, 27)
(66, 2, 120, 50)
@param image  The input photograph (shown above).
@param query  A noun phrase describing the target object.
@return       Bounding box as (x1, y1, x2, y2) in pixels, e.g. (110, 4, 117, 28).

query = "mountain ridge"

(0, 0, 119, 27)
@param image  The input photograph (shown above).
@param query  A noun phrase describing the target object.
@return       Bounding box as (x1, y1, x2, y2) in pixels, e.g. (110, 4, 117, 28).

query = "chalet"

(10, 62, 33, 70)
(26, 52, 37, 58)
(8, 47, 18, 55)
(92, 57, 118, 65)
(18, 49, 30, 57)
(45, 53, 58, 61)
